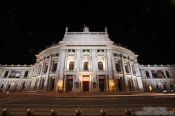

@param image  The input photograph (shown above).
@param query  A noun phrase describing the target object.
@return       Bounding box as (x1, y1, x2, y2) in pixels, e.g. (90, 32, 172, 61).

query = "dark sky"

(0, 1, 175, 65)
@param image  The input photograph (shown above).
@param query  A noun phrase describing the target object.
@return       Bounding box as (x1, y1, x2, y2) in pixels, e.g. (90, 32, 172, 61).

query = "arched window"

(69, 61, 74, 71)
(156, 70, 163, 78)
(98, 61, 103, 70)
(84, 61, 89, 71)
(24, 71, 28, 78)
(115, 62, 121, 72)
(4, 71, 9, 78)
(145, 71, 150, 78)
(52, 62, 57, 72)
(43, 64, 48, 73)
(165, 71, 170, 78)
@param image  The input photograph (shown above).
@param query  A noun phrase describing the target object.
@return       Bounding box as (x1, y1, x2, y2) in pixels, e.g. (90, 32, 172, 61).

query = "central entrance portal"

(99, 79, 105, 92)
(98, 75, 106, 92)
(66, 79, 73, 92)
(66, 75, 74, 92)
(82, 75, 90, 92)
(83, 81, 89, 92)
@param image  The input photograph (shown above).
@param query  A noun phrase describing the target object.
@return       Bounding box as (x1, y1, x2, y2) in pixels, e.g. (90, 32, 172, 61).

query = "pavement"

(0, 92, 175, 116)
(1, 91, 175, 97)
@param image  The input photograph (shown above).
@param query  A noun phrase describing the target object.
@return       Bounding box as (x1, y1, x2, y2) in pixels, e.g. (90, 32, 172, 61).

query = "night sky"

(1, 1, 175, 65)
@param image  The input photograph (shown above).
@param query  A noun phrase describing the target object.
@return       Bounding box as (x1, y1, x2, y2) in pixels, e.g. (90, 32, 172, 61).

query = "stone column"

(38, 59, 44, 90)
(91, 49, 97, 92)
(75, 49, 81, 92)
(134, 63, 144, 91)
(121, 54, 129, 91)
(106, 49, 113, 92)
(44, 56, 52, 90)
(111, 52, 116, 92)
(128, 58, 135, 91)
(57, 49, 66, 92)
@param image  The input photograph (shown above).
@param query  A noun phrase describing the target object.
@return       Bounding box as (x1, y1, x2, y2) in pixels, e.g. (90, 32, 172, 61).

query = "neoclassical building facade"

(0, 27, 175, 93)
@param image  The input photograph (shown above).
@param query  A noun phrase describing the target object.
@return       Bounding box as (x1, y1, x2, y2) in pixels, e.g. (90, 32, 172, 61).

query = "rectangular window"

(68, 49, 71, 52)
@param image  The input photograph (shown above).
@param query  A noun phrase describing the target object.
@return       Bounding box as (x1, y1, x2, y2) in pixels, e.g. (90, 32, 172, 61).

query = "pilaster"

(91, 49, 98, 92)
(121, 54, 129, 91)
(128, 58, 135, 91)
(44, 56, 52, 90)
(106, 49, 113, 92)
(74, 49, 81, 92)
(57, 49, 66, 91)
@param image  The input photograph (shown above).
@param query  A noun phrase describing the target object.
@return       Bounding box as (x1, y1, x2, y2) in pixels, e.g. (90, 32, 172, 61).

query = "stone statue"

(65, 26, 68, 33)
(105, 27, 108, 33)
(83, 26, 89, 32)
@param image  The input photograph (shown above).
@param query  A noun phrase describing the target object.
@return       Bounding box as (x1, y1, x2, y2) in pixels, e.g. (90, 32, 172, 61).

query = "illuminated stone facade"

(0, 27, 175, 93)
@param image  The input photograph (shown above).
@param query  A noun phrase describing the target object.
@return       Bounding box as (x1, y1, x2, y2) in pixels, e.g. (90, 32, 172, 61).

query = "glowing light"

(57, 80, 63, 88)
(149, 86, 152, 91)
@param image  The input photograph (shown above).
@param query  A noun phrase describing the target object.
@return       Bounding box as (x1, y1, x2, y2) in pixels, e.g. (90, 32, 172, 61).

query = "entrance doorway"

(82, 75, 90, 92)
(99, 79, 105, 92)
(66, 79, 73, 92)
(50, 79, 55, 91)
(117, 78, 122, 91)
(83, 81, 89, 92)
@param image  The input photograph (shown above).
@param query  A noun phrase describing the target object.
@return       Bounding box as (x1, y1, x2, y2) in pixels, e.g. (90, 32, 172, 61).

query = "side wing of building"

(140, 64, 175, 92)
(0, 64, 35, 92)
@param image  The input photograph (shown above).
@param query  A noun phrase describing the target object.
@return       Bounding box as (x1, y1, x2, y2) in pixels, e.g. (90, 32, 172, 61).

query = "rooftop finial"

(105, 27, 108, 34)
(65, 26, 68, 33)
(83, 25, 89, 32)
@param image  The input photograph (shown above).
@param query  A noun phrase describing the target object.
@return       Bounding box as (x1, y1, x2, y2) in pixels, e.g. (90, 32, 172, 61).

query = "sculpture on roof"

(65, 26, 68, 33)
(83, 25, 89, 32)
(105, 27, 108, 33)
